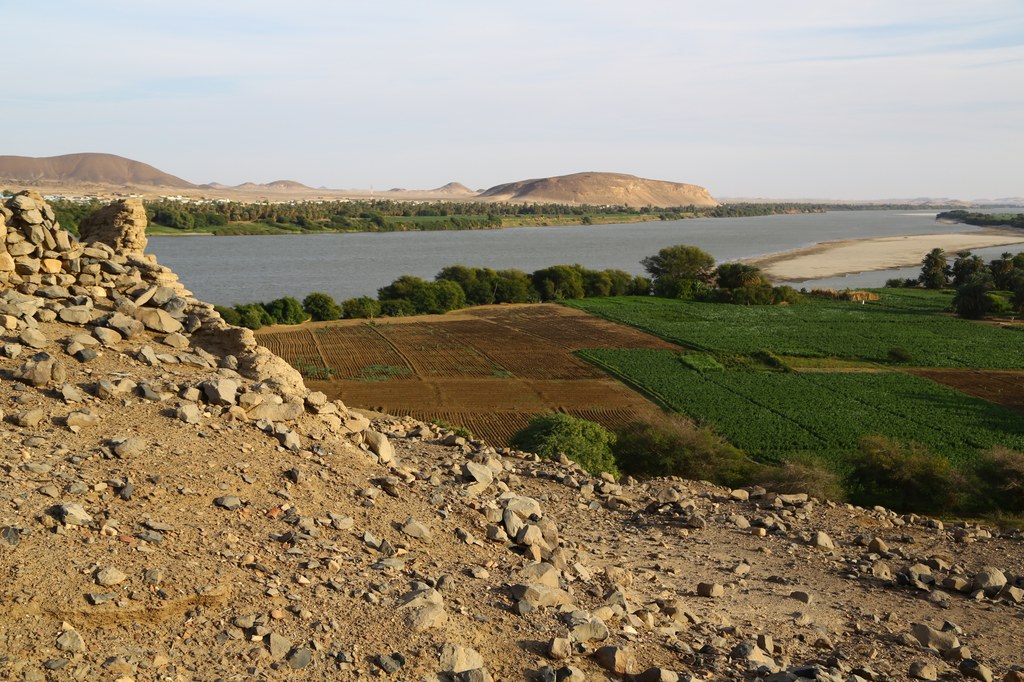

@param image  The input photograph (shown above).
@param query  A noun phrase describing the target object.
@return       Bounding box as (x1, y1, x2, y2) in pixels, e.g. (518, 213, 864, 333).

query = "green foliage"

(578, 348, 1024, 465)
(919, 248, 950, 289)
(356, 364, 414, 381)
(951, 251, 989, 287)
(714, 263, 770, 289)
(570, 291, 1022, 368)
(511, 413, 619, 477)
(234, 303, 274, 330)
(847, 436, 963, 513)
(302, 292, 342, 321)
(887, 346, 912, 363)
(532, 265, 585, 301)
(641, 244, 716, 299)
(48, 199, 102, 236)
(292, 356, 336, 380)
(379, 299, 417, 317)
(678, 353, 724, 371)
(936, 210, 1024, 229)
(612, 418, 752, 487)
(342, 296, 382, 319)
(214, 305, 241, 326)
(431, 419, 475, 440)
(974, 447, 1024, 513)
(262, 296, 310, 325)
(953, 277, 997, 319)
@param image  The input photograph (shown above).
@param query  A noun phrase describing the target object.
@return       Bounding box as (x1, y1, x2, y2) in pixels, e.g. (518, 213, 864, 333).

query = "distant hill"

(479, 171, 718, 208)
(430, 182, 476, 196)
(0, 153, 195, 188)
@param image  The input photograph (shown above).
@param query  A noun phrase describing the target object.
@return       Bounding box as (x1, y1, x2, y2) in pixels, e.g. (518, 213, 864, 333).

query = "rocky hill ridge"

(0, 191, 1022, 681)
(479, 172, 719, 208)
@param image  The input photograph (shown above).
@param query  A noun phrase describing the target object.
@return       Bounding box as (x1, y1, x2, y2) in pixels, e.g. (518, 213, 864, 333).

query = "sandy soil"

(744, 228, 1024, 282)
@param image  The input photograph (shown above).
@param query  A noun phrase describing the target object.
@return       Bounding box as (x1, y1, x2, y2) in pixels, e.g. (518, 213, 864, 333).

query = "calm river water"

(147, 210, 992, 306)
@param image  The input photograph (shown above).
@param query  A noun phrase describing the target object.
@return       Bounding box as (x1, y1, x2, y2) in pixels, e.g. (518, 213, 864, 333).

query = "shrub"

(511, 413, 619, 477)
(751, 453, 846, 502)
(234, 303, 274, 330)
(379, 299, 417, 317)
(214, 304, 241, 326)
(887, 346, 913, 363)
(641, 244, 716, 299)
(975, 447, 1024, 513)
(263, 296, 310, 325)
(846, 435, 963, 513)
(342, 296, 382, 319)
(303, 292, 342, 321)
(612, 417, 753, 487)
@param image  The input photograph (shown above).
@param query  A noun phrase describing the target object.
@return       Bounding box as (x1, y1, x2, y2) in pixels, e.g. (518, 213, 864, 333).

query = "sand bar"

(743, 228, 1024, 282)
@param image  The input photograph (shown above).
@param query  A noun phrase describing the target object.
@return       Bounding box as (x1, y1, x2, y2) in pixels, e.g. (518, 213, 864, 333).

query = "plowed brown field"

(256, 304, 677, 444)
(911, 369, 1024, 414)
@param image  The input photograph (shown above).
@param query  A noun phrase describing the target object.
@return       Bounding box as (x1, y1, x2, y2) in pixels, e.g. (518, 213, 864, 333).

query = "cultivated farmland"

(580, 348, 1024, 466)
(256, 305, 675, 445)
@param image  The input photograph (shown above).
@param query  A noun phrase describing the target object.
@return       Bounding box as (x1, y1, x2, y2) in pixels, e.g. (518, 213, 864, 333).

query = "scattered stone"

(911, 622, 960, 653)
(364, 429, 394, 463)
(812, 530, 835, 550)
(439, 643, 485, 673)
(288, 647, 313, 669)
(95, 567, 127, 586)
(697, 582, 724, 598)
(401, 516, 432, 539)
(59, 503, 93, 526)
(267, 631, 290, 659)
(55, 629, 85, 653)
(909, 660, 938, 680)
(214, 495, 243, 510)
(959, 660, 994, 682)
(593, 645, 636, 675)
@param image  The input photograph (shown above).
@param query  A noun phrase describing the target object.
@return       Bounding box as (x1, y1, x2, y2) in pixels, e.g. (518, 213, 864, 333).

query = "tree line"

(937, 209, 1024, 229)
(217, 244, 799, 329)
(889, 248, 1024, 318)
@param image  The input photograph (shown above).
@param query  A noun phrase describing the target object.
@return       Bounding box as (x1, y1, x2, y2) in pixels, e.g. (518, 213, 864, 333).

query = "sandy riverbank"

(743, 227, 1024, 282)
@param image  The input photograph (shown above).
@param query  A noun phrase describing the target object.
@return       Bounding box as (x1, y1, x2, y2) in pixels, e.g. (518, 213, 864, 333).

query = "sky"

(3, 1, 1023, 199)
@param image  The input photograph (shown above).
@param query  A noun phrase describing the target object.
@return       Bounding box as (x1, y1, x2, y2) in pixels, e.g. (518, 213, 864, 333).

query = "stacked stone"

(0, 191, 204, 334)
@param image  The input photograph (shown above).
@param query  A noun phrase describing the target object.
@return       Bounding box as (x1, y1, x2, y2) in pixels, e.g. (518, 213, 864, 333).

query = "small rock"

(593, 645, 636, 675)
(697, 582, 724, 598)
(214, 495, 243, 510)
(55, 629, 85, 653)
(95, 567, 127, 586)
(60, 503, 93, 526)
(439, 643, 485, 673)
(812, 530, 835, 550)
(959, 660, 994, 682)
(909, 660, 938, 680)
(288, 647, 313, 669)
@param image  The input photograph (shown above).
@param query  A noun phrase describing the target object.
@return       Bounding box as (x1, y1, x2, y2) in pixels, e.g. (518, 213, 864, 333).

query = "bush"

(303, 292, 342, 321)
(379, 299, 417, 317)
(214, 305, 241, 326)
(887, 346, 913, 363)
(263, 296, 310, 325)
(342, 296, 382, 319)
(846, 435, 963, 513)
(975, 447, 1024, 513)
(234, 303, 274, 330)
(511, 413, 619, 477)
(751, 453, 846, 502)
(612, 417, 753, 487)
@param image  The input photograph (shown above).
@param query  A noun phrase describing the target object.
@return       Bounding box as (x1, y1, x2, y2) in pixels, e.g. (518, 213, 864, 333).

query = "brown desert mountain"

(0, 153, 195, 189)
(479, 171, 719, 208)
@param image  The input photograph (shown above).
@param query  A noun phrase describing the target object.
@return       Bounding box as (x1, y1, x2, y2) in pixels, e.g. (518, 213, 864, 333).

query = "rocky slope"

(479, 173, 719, 208)
(0, 191, 1022, 681)
(0, 154, 195, 190)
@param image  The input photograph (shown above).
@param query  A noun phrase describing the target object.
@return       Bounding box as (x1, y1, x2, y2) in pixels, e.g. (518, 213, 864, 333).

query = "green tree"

(714, 262, 769, 289)
(953, 275, 998, 319)
(379, 299, 417, 317)
(493, 269, 537, 303)
(302, 292, 342, 321)
(582, 269, 613, 297)
(511, 413, 619, 477)
(263, 296, 310, 325)
(214, 304, 241, 326)
(342, 296, 382, 319)
(918, 248, 949, 289)
(430, 279, 468, 313)
(531, 265, 585, 301)
(641, 245, 716, 298)
(951, 251, 988, 287)
(234, 303, 274, 330)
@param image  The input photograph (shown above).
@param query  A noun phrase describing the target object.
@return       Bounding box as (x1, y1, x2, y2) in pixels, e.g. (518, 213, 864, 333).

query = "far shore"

(743, 227, 1024, 282)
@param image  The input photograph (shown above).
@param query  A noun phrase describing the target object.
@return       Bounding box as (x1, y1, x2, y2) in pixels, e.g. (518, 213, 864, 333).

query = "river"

(146, 210, 1002, 306)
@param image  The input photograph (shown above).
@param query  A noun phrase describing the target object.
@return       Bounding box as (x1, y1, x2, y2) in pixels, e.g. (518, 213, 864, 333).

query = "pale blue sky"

(3, 1, 1022, 199)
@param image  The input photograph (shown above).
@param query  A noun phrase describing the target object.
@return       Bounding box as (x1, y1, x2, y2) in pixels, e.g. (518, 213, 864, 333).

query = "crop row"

(570, 292, 1024, 368)
(579, 348, 1024, 464)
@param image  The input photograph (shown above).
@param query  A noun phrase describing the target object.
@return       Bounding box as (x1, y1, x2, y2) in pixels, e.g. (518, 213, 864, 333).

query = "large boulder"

(78, 198, 148, 253)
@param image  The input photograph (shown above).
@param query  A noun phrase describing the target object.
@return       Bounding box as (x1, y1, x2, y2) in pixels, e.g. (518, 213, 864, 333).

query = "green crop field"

(580, 348, 1024, 466)
(570, 291, 1024, 368)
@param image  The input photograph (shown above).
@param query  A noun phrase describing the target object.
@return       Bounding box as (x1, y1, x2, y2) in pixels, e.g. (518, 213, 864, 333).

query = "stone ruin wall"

(0, 190, 305, 395)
